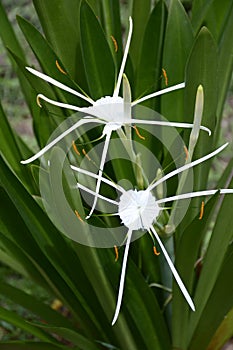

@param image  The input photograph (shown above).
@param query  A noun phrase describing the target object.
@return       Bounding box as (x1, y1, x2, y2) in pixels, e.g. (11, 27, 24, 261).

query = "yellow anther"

(199, 201, 204, 220)
(82, 149, 91, 161)
(162, 68, 168, 86)
(110, 35, 118, 52)
(74, 210, 84, 222)
(133, 125, 145, 140)
(114, 245, 119, 262)
(36, 95, 42, 108)
(153, 246, 160, 256)
(72, 140, 80, 156)
(55, 60, 67, 75)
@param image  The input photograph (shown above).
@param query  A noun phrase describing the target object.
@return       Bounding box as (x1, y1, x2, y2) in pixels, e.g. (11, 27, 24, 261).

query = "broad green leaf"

(176, 27, 218, 232)
(0, 342, 68, 350)
(32, 0, 83, 81)
(91, 246, 170, 350)
(101, 0, 123, 67)
(207, 307, 233, 350)
(8, 49, 60, 148)
(172, 193, 220, 349)
(135, 0, 168, 110)
(192, 0, 233, 41)
(80, 0, 115, 99)
(216, 3, 233, 137)
(188, 247, 233, 350)
(32, 324, 99, 350)
(0, 306, 56, 343)
(0, 155, 104, 334)
(17, 16, 86, 108)
(0, 1, 25, 61)
(161, 0, 194, 121)
(129, 0, 151, 70)
(0, 101, 34, 189)
(188, 173, 233, 344)
(0, 281, 73, 329)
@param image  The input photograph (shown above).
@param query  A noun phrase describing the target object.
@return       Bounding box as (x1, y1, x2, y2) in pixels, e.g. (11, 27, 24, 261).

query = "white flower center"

(118, 189, 160, 230)
(85, 96, 125, 127)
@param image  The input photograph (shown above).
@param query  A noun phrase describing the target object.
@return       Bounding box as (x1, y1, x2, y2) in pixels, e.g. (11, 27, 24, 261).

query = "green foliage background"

(0, 1, 233, 349)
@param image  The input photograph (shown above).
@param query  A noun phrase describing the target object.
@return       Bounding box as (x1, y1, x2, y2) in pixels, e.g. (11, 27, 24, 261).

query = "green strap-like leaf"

(189, 248, 233, 350)
(0, 342, 69, 350)
(0, 281, 73, 329)
(161, 0, 194, 121)
(129, 0, 151, 70)
(0, 306, 57, 343)
(80, 0, 115, 99)
(32, 0, 83, 81)
(135, 0, 167, 110)
(188, 170, 233, 345)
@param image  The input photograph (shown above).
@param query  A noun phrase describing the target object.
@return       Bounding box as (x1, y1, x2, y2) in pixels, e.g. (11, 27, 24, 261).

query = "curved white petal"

(21, 118, 101, 164)
(71, 165, 125, 194)
(86, 131, 112, 219)
(26, 67, 94, 104)
(112, 229, 133, 325)
(150, 226, 195, 311)
(113, 17, 133, 97)
(77, 183, 119, 206)
(129, 118, 211, 136)
(149, 143, 229, 191)
(36, 94, 89, 112)
(132, 82, 185, 106)
(156, 188, 233, 204)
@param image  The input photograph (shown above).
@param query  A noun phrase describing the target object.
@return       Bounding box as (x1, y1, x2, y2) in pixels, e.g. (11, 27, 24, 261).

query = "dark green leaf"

(80, 0, 115, 99)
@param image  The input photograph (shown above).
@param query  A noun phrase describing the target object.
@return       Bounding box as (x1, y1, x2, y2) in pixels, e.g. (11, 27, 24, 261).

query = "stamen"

(36, 95, 42, 108)
(162, 68, 168, 86)
(82, 149, 91, 161)
(74, 210, 84, 222)
(55, 60, 67, 75)
(149, 143, 229, 191)
(72, 141, 80, 155)
(153, 246, 160, 256)
(133, 125, 145, 140)
(199, 201, 204, 220)
(110, 35, 118, 52)
(114, 245, 119, 261)
(184, 145, 189, 160)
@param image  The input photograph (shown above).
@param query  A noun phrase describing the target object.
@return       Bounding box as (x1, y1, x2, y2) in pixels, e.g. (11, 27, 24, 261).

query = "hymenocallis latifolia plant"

(0, 1, 233, 349)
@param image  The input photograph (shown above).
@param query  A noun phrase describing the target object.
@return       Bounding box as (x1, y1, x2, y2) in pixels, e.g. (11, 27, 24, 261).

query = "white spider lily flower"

(71, 142, 233, 325)
(21, 17, 211, 219)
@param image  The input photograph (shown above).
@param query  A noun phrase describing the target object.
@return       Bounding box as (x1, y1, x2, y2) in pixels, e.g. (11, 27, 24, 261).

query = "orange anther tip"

(199, 201, 204, 220)
(110, 35, 118, 53)
(55, 60, 67, 75)
(153, 246, 160, 256)
(162, 68, 168, 86)
(114, 245, 119, 262)
(74, 210, 84, 222)
(72, 140, 80, 156)
(133, 125, 145, 140)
